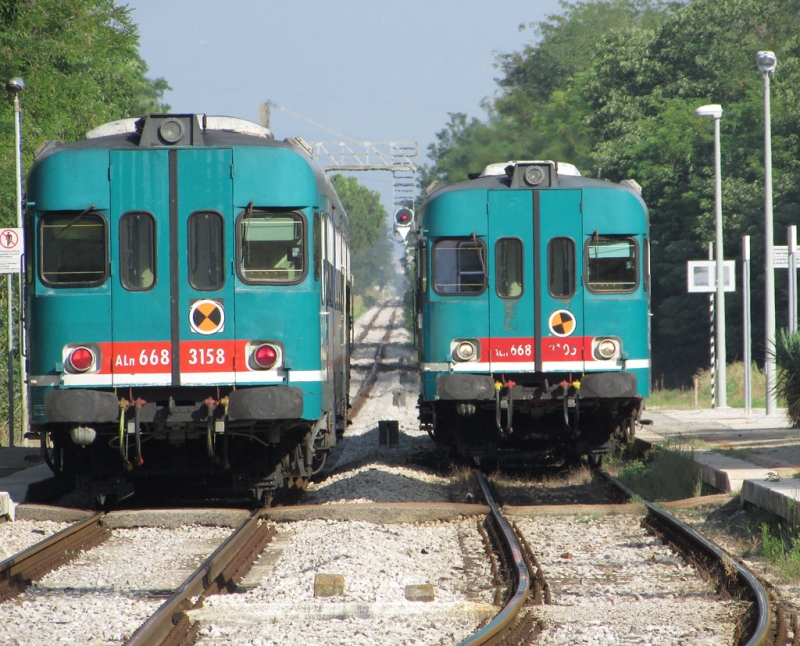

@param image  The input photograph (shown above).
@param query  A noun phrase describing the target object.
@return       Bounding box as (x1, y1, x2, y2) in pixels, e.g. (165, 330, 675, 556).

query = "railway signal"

(394, 207, 414, 241)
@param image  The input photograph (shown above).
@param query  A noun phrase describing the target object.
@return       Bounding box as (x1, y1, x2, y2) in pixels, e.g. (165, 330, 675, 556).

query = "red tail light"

(253, 344, 279, 369)
(68, 347, 95, 372)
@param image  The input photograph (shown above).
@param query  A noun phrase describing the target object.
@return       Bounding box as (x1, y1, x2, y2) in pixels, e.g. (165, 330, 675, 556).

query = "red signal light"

(68, 347, 95, 372)
(394, 207, 414, 226)
(253, 344, 279, 369)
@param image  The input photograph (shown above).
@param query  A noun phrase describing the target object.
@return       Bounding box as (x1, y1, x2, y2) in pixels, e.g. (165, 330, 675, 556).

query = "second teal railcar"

(415, 160, 650, 464)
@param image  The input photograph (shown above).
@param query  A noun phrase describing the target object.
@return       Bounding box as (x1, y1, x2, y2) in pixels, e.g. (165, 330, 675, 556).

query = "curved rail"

(458, 471, 531, 646)
(605, 473, 772, 646)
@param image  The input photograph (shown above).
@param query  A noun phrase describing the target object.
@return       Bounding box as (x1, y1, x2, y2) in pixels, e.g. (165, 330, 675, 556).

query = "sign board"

(687, 260, 736, 293)
(0, 228, 23, 274)
(774, 245, 791, 269)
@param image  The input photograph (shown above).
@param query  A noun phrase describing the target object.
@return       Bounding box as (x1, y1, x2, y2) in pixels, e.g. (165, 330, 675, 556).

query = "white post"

(758, 51, 778, 415)
(789, 225, 797, 334)
(743, 235, 752, 416)
(10, 82, 27, 440)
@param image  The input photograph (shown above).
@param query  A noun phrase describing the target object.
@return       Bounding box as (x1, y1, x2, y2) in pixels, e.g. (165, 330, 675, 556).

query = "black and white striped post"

(708, 242, 716, 409)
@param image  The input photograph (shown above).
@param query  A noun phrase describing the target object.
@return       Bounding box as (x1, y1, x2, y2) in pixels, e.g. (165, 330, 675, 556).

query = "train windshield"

(586, 235, 638, 293)
(432, 238, 486, 295)
(238, 209, 306, 284)
(39, 211, 107, 287)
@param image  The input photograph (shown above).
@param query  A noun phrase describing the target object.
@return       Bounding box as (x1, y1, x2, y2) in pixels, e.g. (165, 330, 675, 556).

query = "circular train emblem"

(189, 300, 225, 335)
(548, 309, 576, 337)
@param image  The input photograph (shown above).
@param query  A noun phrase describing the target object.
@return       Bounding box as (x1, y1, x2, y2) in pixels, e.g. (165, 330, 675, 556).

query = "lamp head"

(757, 51, 777, 73)
(5, 77, 24, 94)
(695, 104, 723, 119)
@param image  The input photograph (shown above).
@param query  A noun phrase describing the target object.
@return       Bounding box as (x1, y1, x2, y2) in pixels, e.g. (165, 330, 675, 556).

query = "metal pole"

(6, 275, 12, 447)
(712, 115, 726, 407)
(11, 85, 27, 440)
(790, 225, 798, 333)
(760, 55, 778, 414)
(743, 235, 752, 416)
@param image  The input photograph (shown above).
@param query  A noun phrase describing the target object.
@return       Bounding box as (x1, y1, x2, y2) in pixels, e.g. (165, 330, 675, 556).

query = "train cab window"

(432, 238, 486, 295)
(548, 237, 576, 298)
(39, 210, 107, 287)
(119, 211, 156, 291)
(495, 238, 523, 298)
(586, 235, 638, 293)
(188, 211, 225, 290)
(238, 209, 305, 284)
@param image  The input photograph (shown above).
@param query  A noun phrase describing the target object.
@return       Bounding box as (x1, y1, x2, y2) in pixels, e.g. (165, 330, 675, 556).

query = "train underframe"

(33, 385, 345, 507)
(419, 371, 643, 466)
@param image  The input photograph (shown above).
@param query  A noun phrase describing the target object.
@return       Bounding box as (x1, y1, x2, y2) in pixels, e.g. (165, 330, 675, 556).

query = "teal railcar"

(25, 114, 351, 504)
(415, 161, 649, 464)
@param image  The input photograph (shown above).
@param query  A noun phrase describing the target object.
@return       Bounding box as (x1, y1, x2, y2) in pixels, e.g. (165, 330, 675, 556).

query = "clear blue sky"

(127, 0, 567, 204)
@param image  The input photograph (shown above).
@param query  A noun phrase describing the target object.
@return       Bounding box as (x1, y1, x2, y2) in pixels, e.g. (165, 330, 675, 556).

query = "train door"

(174, 149, 236, 386)
(109, 150, 173, 386)
(487, 190, 535, 372)
(537, 190, 584, 374)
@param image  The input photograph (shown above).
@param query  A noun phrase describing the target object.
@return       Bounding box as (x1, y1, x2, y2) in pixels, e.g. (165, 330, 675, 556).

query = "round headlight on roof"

(523, 165, 545, 186)
(159, 119, 184, 144)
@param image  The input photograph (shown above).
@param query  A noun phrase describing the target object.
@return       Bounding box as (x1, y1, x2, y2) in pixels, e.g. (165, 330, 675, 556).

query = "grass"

(647, 361, 769, 410)
(607, 441, 707, 502)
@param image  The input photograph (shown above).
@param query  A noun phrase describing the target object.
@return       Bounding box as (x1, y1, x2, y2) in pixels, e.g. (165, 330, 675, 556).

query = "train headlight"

(159, 119, 184, 144)
(67, 346, 96, 373)
(251, 343, 281, 370)
(452, 339, 479, 362)
(592, 337, 621, 361)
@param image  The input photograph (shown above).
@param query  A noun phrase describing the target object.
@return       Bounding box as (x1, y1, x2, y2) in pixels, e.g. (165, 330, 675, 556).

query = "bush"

(772, 329, 800, 427)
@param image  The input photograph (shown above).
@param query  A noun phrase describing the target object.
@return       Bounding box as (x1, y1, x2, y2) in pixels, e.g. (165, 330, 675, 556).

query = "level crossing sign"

(0, 228, 23, 274)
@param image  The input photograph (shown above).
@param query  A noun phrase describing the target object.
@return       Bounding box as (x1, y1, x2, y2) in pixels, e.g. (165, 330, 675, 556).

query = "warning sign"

(0, 228, 23, 274)
(189, 299, 225, 335)
(549, 310, 576, 337)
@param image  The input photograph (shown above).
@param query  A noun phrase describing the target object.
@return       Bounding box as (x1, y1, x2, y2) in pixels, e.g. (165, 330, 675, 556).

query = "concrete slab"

(642, 407, 800, 524)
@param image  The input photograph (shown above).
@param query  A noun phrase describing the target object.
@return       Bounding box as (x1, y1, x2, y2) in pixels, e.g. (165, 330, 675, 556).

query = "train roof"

(427, 160, 643, 199)
(33, 113, 314, 161)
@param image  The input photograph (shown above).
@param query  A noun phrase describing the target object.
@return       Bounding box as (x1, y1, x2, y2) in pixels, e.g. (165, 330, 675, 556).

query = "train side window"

(238, 209, 306, 284)
(586, 235, 638, 293)
(39, 210, 107, 287)
(496, 238, 523, 299)
(188, 210, 225, 290)
(548, 237, 575, 298)
(432, 238, 486, 295)
(119, 211, 156, 291)
(313, 212, 321, 281)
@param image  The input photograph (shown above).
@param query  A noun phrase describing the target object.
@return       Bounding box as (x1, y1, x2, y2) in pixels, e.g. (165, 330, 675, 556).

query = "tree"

(0, 0, 171, 227)
(422, 0, 800, 386)
(329, 174, 395, 299)
(330, 174, 388, 255)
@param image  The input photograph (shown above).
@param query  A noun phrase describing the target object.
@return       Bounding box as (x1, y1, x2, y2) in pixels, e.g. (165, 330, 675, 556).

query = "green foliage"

(329, 174, 396, 300)
(423, 0, 800, 387)
(0, 0, 170, 228)
(330, 175, 387, 255)
(648, 361, 767, 409)
(760, 522, 800, 580)
(615, 443, 704, 501)
(772, 329, 800, 427)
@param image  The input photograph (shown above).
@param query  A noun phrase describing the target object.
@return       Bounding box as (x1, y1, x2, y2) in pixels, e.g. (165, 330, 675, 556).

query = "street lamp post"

(695, 104, 726, 407)
(5, 78, 25, 446)
(758, 51, 777, 415)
